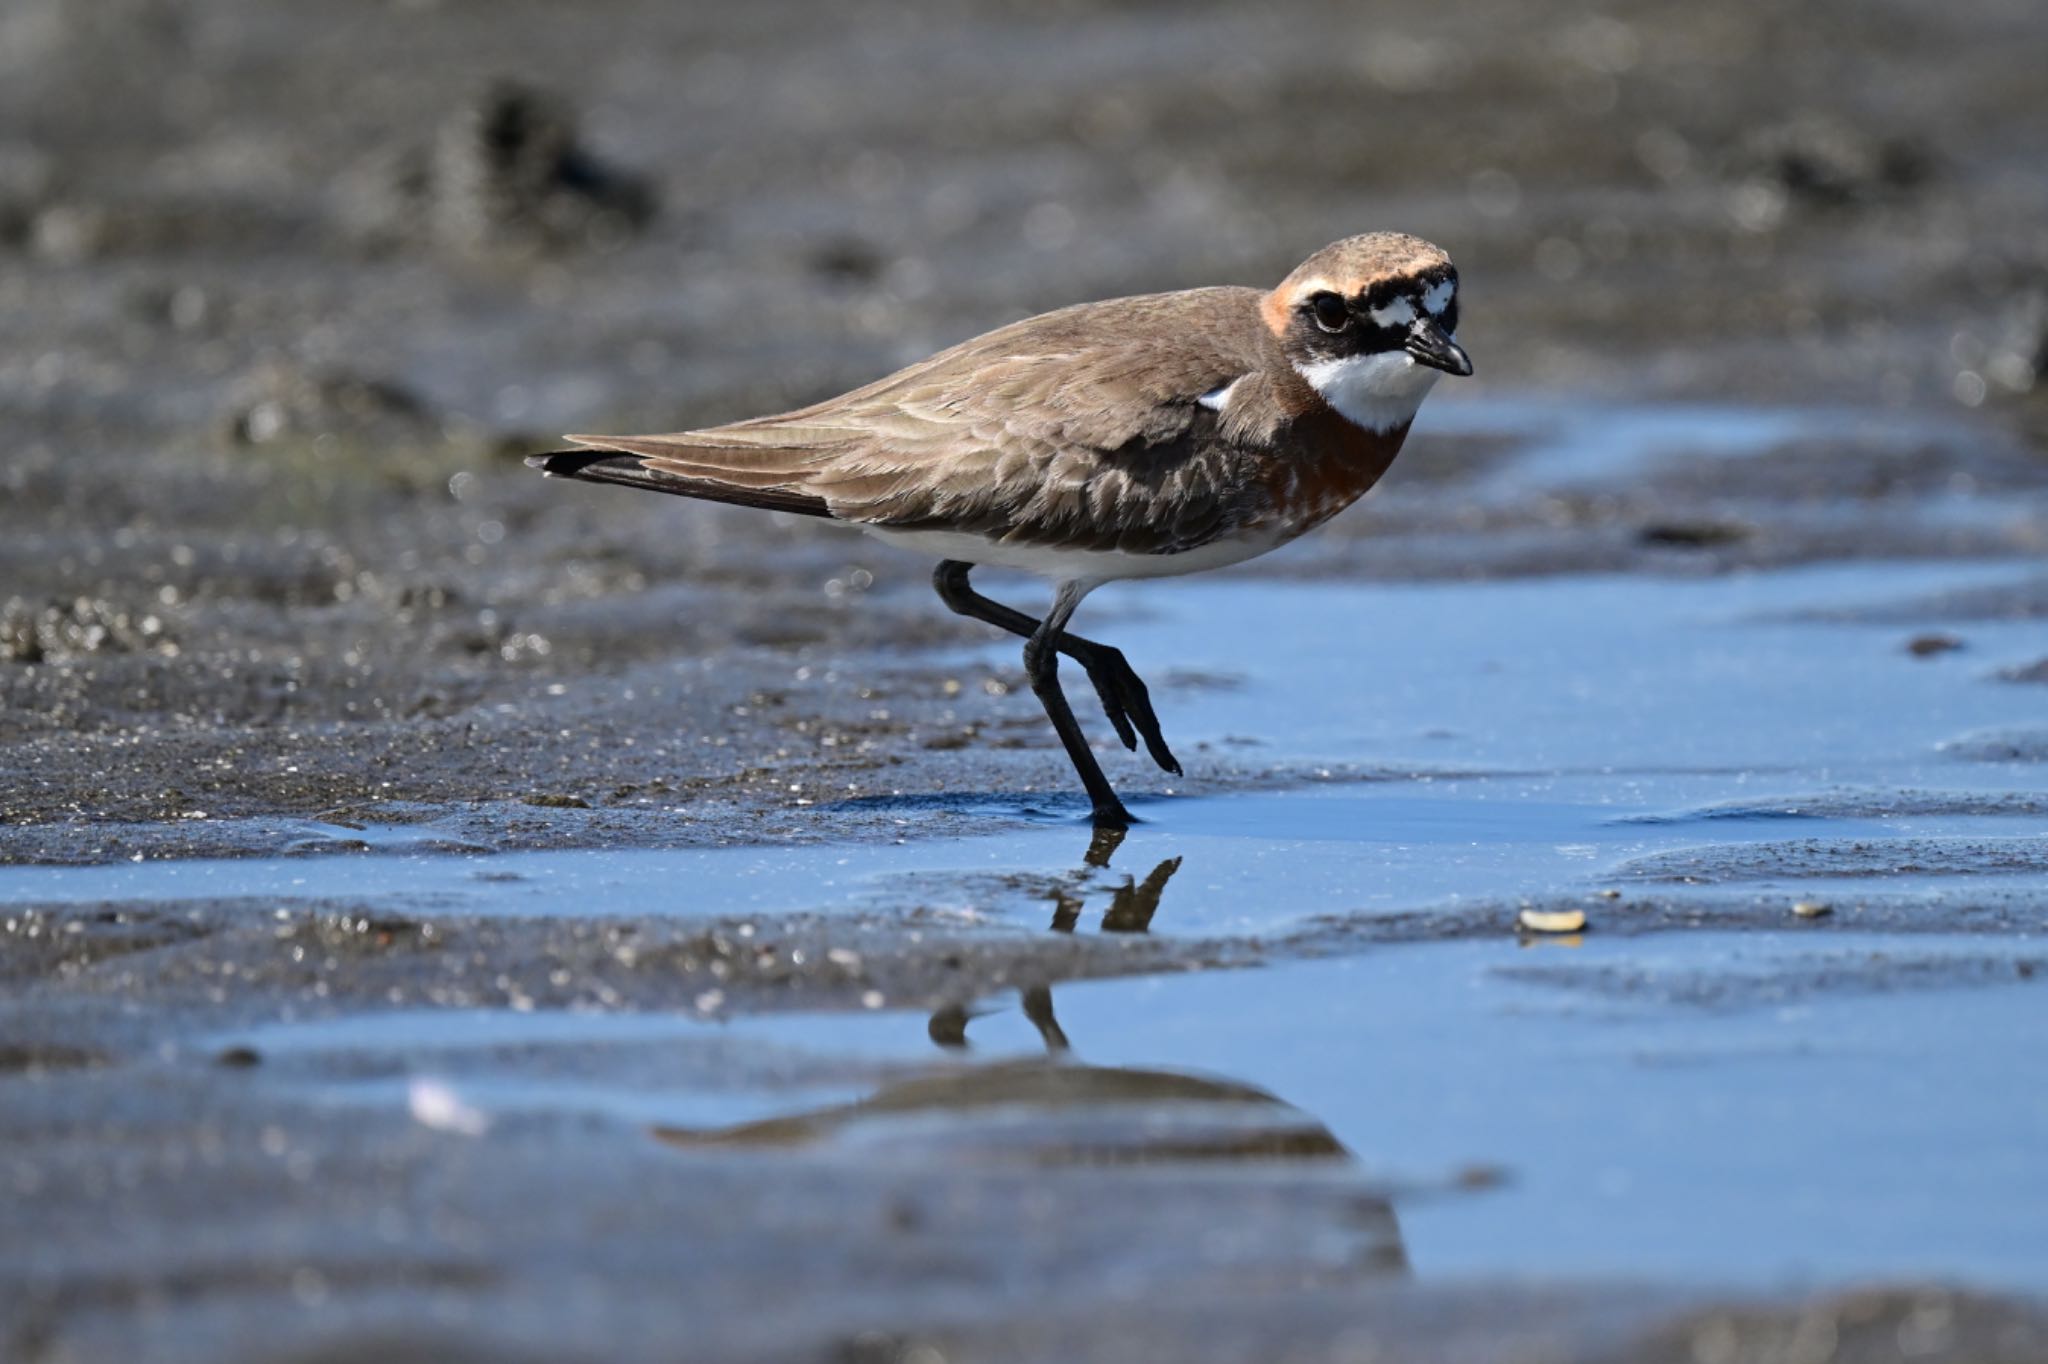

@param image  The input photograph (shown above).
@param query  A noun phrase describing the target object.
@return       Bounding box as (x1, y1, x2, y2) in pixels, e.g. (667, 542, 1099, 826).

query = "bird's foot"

(1080, 648, 1182, 776)
(1089, 797, 1136, 830)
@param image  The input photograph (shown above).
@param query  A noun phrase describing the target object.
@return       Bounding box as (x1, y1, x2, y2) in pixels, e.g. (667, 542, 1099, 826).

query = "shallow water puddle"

(938, 934, 2048, 1288)
(1432, 397, 1974, 504)
(1090, 558, 2048, 777)
(30, 426, 2044, 1294)
(7, 559, 2048, 932)
(231, 931, 2048, 1289)
(4, 776, 2045, 933)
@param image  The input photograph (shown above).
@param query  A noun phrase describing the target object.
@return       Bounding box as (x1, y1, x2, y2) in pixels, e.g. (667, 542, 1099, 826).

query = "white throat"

(1294, 352, 1441, 433)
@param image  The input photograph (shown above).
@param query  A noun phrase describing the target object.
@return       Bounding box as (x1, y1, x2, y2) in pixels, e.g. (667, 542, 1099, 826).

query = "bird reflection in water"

(656, 982, 1371, 1172)
(654, 827, 1407, 1275)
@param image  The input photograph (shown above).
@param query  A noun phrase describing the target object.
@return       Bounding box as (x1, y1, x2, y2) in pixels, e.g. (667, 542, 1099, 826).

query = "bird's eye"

(1309, 293, 1349, 333)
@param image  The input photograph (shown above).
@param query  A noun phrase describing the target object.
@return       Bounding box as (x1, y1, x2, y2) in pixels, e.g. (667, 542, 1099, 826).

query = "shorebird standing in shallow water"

(529, 232, 1472, 827)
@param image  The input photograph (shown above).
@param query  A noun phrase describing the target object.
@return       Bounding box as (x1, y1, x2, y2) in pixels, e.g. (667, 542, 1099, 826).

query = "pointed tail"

(524, 449, 833, 518)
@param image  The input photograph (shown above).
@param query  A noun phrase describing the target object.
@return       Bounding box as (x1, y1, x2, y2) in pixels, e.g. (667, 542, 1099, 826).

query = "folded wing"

(538, 287, 1278, 556)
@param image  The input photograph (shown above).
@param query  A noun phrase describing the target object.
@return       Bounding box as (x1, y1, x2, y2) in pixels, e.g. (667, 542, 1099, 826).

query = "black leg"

(1026, 580, 1135, 828)
(932, 560, 1181, 776)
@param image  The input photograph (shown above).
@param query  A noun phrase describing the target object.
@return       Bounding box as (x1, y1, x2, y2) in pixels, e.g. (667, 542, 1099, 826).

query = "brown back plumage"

(545, 287, 1315, 555)
(535, 233, 1449, 556)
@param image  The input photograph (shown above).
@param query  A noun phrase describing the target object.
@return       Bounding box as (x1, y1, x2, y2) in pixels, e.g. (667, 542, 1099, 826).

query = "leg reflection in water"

(1046, 826, 1183, 935)
(930, 983, 1068, 1053)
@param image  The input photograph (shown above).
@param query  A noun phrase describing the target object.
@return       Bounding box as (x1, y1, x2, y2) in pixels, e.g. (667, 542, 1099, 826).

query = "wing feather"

(561, 286, 1287, 554)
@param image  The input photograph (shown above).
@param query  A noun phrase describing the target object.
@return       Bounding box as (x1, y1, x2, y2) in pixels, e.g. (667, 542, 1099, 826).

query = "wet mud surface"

(6, 0, 2048, 1360)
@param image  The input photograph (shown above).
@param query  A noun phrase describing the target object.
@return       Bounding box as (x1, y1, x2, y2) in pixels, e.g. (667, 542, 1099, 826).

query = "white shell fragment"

(407, 1077, 491, 1137)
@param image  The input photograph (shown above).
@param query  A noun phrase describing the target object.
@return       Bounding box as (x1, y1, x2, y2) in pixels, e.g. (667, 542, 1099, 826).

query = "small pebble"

(1792, 900, 1833, 919)
(1518, 908, 1587, 934)
(1905, 633, 1964, 658)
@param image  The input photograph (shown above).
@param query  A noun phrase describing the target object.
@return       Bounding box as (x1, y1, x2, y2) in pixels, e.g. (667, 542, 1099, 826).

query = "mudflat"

(4, 1, 2048, 1360)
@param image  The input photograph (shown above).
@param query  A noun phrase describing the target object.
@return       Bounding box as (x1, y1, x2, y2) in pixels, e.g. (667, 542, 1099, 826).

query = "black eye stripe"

(1299, 322, 1408, 360)
(1353, 280, 1458, 316)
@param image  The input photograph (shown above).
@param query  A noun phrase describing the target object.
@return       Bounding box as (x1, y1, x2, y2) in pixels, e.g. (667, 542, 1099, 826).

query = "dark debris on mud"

(344, 79, 658, 259)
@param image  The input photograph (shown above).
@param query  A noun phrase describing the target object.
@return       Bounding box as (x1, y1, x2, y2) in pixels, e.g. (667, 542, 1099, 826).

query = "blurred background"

(5, 0, 2046, 824)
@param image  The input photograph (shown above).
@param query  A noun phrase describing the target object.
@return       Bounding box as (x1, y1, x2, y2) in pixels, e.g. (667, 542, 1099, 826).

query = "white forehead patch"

(1368, 297, 1417, 328)
(1295, 352, 1441, 433)
(1423, 279, 1455, 317)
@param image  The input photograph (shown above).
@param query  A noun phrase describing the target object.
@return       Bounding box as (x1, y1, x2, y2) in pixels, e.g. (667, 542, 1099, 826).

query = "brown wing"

(556, 287, 1289, 555)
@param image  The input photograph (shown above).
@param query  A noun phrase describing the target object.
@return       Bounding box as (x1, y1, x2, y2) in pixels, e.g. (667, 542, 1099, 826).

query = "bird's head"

(1264, 233, 1471, 432)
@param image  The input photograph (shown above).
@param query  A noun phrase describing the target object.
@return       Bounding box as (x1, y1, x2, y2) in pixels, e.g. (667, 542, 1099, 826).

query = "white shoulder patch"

(1197, 377, 1243, 412)
(1295, 353, 1441, 433)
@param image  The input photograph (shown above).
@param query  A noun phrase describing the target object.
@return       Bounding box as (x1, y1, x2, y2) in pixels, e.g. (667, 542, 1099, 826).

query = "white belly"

(858, 524, 1288, 584)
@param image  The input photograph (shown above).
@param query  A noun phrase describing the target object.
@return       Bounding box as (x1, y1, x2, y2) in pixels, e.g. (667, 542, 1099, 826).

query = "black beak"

(1405, 317, 1473, 376)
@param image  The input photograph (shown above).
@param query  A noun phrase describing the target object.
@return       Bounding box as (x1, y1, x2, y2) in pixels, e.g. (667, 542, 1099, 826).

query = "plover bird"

(529, 232, 1471, 827)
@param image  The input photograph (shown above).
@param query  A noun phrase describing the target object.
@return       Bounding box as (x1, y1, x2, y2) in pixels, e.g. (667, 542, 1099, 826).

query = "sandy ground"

(4, 0, 2048, 1359)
